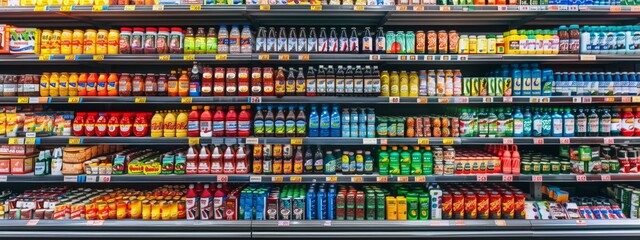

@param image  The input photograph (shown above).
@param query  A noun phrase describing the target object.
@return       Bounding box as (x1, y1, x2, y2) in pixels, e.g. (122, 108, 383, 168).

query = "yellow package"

(397, 196, 407, 220)
(386, 196, 397, 220)
(5, 107, 17, 137)
(0, 107, 6, 136)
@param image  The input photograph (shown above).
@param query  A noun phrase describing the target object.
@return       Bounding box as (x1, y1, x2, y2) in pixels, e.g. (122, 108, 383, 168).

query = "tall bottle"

(235, 144, 249, 174)
(210, 146, 222, 174)
(576, 109, 587, 137)
(287, 27, 297, 53)
(265, 106, 275, 137)
(229, 25, 241, 54)
(254, 106, 265, 137)
(304, 146, 314, 173)
(275, 106, 286, 137)
(275, 67, 286, 97)
(513, 108, 524, 137)
(375, 27, 385, 54)
(316, 66, 326, 96)
(326, 65, 336, 96)
(600, 109, 611, 137)
(541, 109, 552, 136)
(277, 27, 287, 52)
(285, 106, 296, 137)
(225, 106, 237, 137)
(328, 27, 338, 53)
(212, 106, 225, 137)
(296, 67, 306, 96)
(309, 105, 320, 137)
(339, 27, 349, 53)
(199, 106, 212, 137)
(179, 70, 189, 97)
(308, 27, 318, 53)
(256, 27, 267, 53)
(267, 27, 277, 53)
(314, 146, 324, 174)
(217, 25, 229, 54)
(587, 108, 599, 137)
(294, 146, 304, 174)
(238, 106, 251, 137)
(330, 105, 341, 137)
(523, 108, 532, 137)
(223, 145, 235, 174)
(240, 25, 252, 54)
(362, 27, 373, 54)
(296, 106, 307, 137)
(195, 28, 206, 54)
(306, 67, 317, 97)
(532, 109, 542, 137)
(611, 107, 621, 136)
(189, 62, 201, 97)
(297, 27, 307, 53)
(563, 108, 575, 137)
(286, 68, 296, 96)
(319, 105, 331, 137)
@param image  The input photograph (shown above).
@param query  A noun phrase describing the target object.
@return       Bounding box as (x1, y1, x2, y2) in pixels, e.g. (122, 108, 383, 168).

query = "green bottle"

(324, 150, 335, 174)
(364, 151, 374, 174)
(411, 146, 423, 175)
(400, 146, 411, 175)
(407, 193, 419, 220)
(419, 193, 430, 220)
(389, 146, 400, 175)
(478, 108, 488, 137)
(378, 146, 390, 175)
(497, 108, 506, 137)
(488, 108, 498, 137)
(422, 146, 433, 175)
(505, 107, 514, 137)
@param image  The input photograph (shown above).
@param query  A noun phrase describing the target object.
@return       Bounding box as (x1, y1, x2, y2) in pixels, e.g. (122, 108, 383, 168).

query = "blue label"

(308, 38, 318, 52)
(238, 120, 250, 132)
(275, 120, 285, 133)
(309, 117, 319, 128)
(213, 121, 225, 132)
(298, 38, 307, 52)
(226, 121, 237, 131)
(330, 115, 340, 128)
(256, 38, 266, 51)
(320, 116, 330, 128)
(69, 82, 77, 88)
(188, 121, 199, 131)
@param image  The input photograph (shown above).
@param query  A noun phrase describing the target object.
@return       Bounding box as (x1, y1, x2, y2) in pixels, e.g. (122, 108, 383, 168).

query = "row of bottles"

(378, 146, 433, 176)
(185, 144, 249, 175)
(380, 69, 464, 97)
(252, 145, 374, 175)
(151, 105, 252, 138)
(256, 27, 379, 53)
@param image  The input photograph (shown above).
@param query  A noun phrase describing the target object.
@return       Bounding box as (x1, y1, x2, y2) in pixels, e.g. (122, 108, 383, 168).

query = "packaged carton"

(9, 27, 40, 54)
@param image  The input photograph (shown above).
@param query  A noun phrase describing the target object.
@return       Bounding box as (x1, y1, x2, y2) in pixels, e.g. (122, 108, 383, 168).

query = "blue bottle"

(522, 64, 531, 96)
(561, 72, 569, 96)
(551, 108, 563, 137)
(513, 108, 524, 137)
(553, 72, 561, 96)
(341, 108, 350, 137)
(358, 108, 367, 138)
(532, 108, 543, 137)
(327, 187, 336, 220)
(319, 105, 331, 137)
(622, 72, 631, 96)
(613, 72, 622, 95)
(584, 72, 592, 95)
(569, 72, 577, 96)
(523, 108, 532, 137)
(605, 72, 614, 96)
(367, 108, 376, 138)
(512, 64, 522, 96)
(576, 72, 585, 96)
(309, 105, 320, 137)
(629, 72, 637, 96)
(563, 108, 575, 137)
(330, 105, 341, 137)
(307, 186, 317, 220)
(531, 64, 542, 96)
(350, 108, 358, 137)
(542, 109, 552, 137)
(317, 187, 327, 220)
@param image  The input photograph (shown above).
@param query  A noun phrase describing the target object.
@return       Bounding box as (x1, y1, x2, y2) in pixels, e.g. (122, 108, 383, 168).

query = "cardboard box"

(0, 25, 9, 54)
(6, 154, 35, 174)
(9, 27, 40, 54)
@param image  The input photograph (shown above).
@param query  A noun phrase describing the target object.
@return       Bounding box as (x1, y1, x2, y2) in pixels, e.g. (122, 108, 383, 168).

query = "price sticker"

(249, 97, 262, 103)
(379, 138, 388, 145)
(258, 54, 270, 60)
(181, 97, 193, 104)
(60, 5, 73, 11)
(610, 6, 622, 12)
(408, 55, 418, 61)
(290, 176, 302, 182)
(576, 175, 587, 182)
(572, 97, 581, 103)
(430, 220, 449, 226)
(17, 97, 29, 104)
(278, 221, 290, 227)
(532, 175, 543, 182)
(397, 176, 409, 182)
(441, 55, 451, 61)
(503, 97, 513, 103)
(417, 138, 430, 145)
(135, 97, 146, 103)
(298, 54, 310, 60)
(397, 55, 408, 61)
(33, 6, 47, 11)
(540, 97, 550, 103)
(67, 97, 82, 103)
(503, 138, 514, 145)
(98, 175, 111, 182)
(533, 138, 544, 145)
(323, 220, 332, 226)
(38, 55, 50, 61)
(351, 176, 363, 183)
(576, 219, 587, 225)
(362, 138, 377, 145)
(85, 175, 97, 182)
(495, 220, 507, 227)
(310, 5, 322, 11)
(369, 55, 380, 60)
(290, 138, 303, 145)
(582, 97, 592, 103)
(354, 5, 365, 11)
(245, 138, 259, 145)
(476, 175, 488, 182)
(414, 176, 426, 182)
(183, 54, 195, 61)
(326, 176, 337, 182)
(64, 176, 78, 182)
(442, 138, 454, 145)
(92, 5, 105, 12)
(622, 97, 632, 103)
(396, 5, 408, 11)
(278, 54, 290, 60)
(483, 97, 493, 103)
(605, 97, 615, 102)
(0, 176, 7, 182)
(601, 174, 611, 181)
(633, 96, 640, 103)
(272, 176, 284, 183)
(188, 138, 200, 145)
(159, 55, 171, 61)
(502, 175, 513, 182)
(68, 138, 82, 145)
(124, 5, 135, 10)
(216, 54, 228, 60)
(26, 219, 39, 226)
(91, 220, 105, 226)
(24, 138, 37, 145)
(250, 176, 262, 182)
(8, 138, 22, 145)
(580, 55, 596, 61)
(438, 98, 450, 103)
(217, 175, 229, 182)
(92, 55, 104, 61)
(417, 97, 428, 103)
(190, 5, 202, 10)
(425, 55, 435, 61)
(529, 97, 540, 103)
(389, 97, 400, 103)
(456, 97, 469, 103)
(604, 138, 614, 144)
(439, 6, 450, 11)
(560, 138, 571, 145)
(631, 6, 640, 11)
(152, 5, 164, 11)
(64, 55, 75, 60)
(260, 4, 270, 10)
(413, 5, 424, 11)
(455, 220, 465, 226)
(376, 176, 388, 182)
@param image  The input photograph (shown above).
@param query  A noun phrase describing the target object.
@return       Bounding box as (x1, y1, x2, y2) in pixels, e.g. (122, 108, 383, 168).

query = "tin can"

(502, 191, 515, 219)
(427, 30, 437, 54)
(442, 191, 453, 219)
(464, 192, 477, 219)
(514, 192, 526, 219)
(550, 161, 560, 174)
(452, 191, 464, 219)
(477, 191, 489, 219)
(541, 162, 550, 174)
(84, 201, 97, 220)
(61, 29, 72, 55)
(489, 191, 502, 219)
(448, 30, 459, 54)
(437, 30, 448, 54)
(416, 31, 426, 54)
(83, 29, 97, 55)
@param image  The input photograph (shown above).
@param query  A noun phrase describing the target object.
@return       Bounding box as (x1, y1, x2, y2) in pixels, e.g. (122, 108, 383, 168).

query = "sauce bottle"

(251, 67, 262, 96)
(265, 106, 275, 137)
(144, 73, 157, 96)
(84, 112, 97, 136)
(157, 74, 167, 96)
(294, 146, 304, 174)
(201, 67, 213, 96)
(235, 144, 248, 174)
(116, 73, 130, 97)
(210, 145, 222, 174)
(275, 106, 286, 137)
(225, 106, 237, 137)
(226, 68, 237, 96)
(176, 111, 188, 137)
(200, 106, 212, 137)
(306, 67, 316, 97)
(186, 147, 198, 175)
(86, 73, 97, 96)
(254, 106, 265, 137)
(96, 73, 108, 96)
(283, 144, 292, 174)
(107, 112, 120, 137)
(107, 73, 118, 96)
(285, 106, 296, 137)
(263, 67, 274, 96)
(167, 71, 178, 96)
(68, 72, 78, 96)
(189, 62, 201, 97)
(119, 113, 133, 137)
(273, 144, 283, 174)
(223, 145, 235, 174)
(212, 106, 225, 137)
(238, 67, 249, 97)
(238, 105, 251, 137)
(275, 67, 286, 97)
(72, 112, 85, 136)
(151, 111, 164, 137)
(286, 68, 296, 96)
(214, 67, 225, 96)
(198, 145, 211, 174)
(184, 27, 195, 54)
(252, 144, 263, 174)
(296, 106, 307, 137)
(131, 73, 144, 96)
(263, 144, 273, 174)
(178, 70, 189, 97)
(59, 72, 69, 96)
(296, 67, 306, 96)
(163, 111, 176, 137)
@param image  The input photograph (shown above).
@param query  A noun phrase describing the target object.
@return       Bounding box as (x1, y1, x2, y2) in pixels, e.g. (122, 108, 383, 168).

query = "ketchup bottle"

(119, 113, 133, 137)
(225, 68, 237, 96)
(238, 67, 249, 97)
(188, 106, 200, 137)
(84, 112, 97, 136)
(133, 113, 149, 137)
(95, 112, 108, 137)
(212, 106, 225, 137)
(107, 112, 120, 137)
(238, 105, 251, 137)
(225, 106, 238, 137)
(263, 67, 274, 96)
(251, 67, 262, 96)
(223, 145, 236, 174)
(501, 145, 512, 174)
(72, 112, 86, 136)
(634, 107, 640, 136)
(622, 107, 635, 137)
(210, 145, 223, 174)
(511, 145, 521, 175)
(201, 67, 213, 96)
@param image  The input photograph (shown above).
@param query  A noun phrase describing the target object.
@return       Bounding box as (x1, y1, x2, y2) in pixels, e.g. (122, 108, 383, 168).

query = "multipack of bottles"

(580, 25, 640, 55)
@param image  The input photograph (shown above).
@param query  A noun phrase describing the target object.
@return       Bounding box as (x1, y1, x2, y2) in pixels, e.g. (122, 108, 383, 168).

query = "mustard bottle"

(518, 30, 528, 54)
(151, 111, 164, 138)
(535, 29, 544, 55)
(175, 110, 188, 137)
(163, 111, 176, 137)
(507, 29, 520, 54)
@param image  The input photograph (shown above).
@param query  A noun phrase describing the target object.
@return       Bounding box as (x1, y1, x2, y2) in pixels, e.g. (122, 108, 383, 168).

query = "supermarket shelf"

(5, 173, 640, 183)
(0, 54, 250, 65)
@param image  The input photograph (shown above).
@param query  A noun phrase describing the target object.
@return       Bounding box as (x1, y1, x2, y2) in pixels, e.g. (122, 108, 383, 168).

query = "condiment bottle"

(118, 73, 132, 96)
(96, 73, 107, 96)
(157, 74, 168, 96)
(263, 67, 274, 96)
(59, 72, 69, 96)
(107, 73, 118, 96)
(134, 113, 149, 137)
(144, 73, 157, 96)
(40, 73, 50, 97)
(178, 70, 189, 97)
(201, 67, 213, 96)
(77, 73, 87, 96)
(251, 67, 262, 96)
(214, 67, 225, 96)
(119, 113, 133, 137)
(107, 112, 120, 137)
(95, 112, 108, 137)
(225, 68, 237, 96)
(237, 67, 249, 97)
(68, 72, 78, 96)
(132, 73, 144, 96)
(84, 112, 97, 136)
(72, 112, 85, 136)
(167, 71, 178, 96)
(86, 73, 97, 96)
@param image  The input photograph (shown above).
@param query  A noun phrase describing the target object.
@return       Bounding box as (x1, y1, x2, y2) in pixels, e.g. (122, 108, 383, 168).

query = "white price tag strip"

(362, 138, 377, 145)
(245, 138, 259, 145)
(0, 175, 7, 182)
(476, 175, 487, 182)
(86, 175, 97, 182)
(601, 175, 611, 181)
(98, 175, 111, 182)
(278, 221, 290, 226)
(250, 176, 262, 182)
(64, 176, 77, 182)
(502, 175, 513, 182)
(576, 175, 587, 182)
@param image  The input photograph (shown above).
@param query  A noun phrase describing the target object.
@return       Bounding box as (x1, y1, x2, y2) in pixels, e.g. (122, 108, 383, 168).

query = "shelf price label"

(572, 97, 581, 103)
(326, 176, 337, 182)
(580, 55, 597, 61)
(397, 176, 409, 182)
(259, 4, 270, 10)
(278, 221, 290, 227)
(92, 55, 104, 61)
(582, 97, 592, 103)
(633, 96, 640, 103)
(362, 138, 377, 145)
(290, 138, 303, 145)
(64, 55, 76, 60)
(250, 176, 262, 182)
(26, 219, 39, 226)
(159, 55, 171, 61)
(376, 176, 388, 182)
(17, 97, 29, 104)
(92, 5, 106, 12)
(389, 97, 400, 103)
(183, 54, 195, 61)
(442, 138, 454, 145)
(503, 138, 514, 145)
(85, 175, 97, 182)
(216, 54, 227, 60)
(531, 175, 543, 182)
(24, 138, 37, 145)
(369, 55, 381, 60)
(181, 97, 192, 103)
(152, 5, 164, 11)
(189, 5, 202, 10)
(68, 138, 83, 145)
(622, 97, 632, 103)
(8, 138, 22, 145)
(395, 5, 408, 11)
(417, 97, 428, 104)
(245, 138, 259, 145)
(353, 5, 365, 11)
(601, 174, 611, 181)
(134, 97, 146, 103)
(59, 5, 73, 11)
(604, 138, 614, 144)
(483, 97, 493, 103)
(502, 175, 513, 182)
(560, 138, 571, 145)
(414, 176, 426, 182)
(249, 97, 262, 103)
(124, 5, 136, 10)
(439, 6, 451, 11)
(290, 176, 302, 182)
(576, 175, 587, 182)
(278, 54, 290, 60)
(258, 54, 270, 60)
(67, 97, 82, 104)
(188, 138, 200, 145)
(0, 176, 7, 182)
(98, 175, 111, 182)
(456, 97, 469, 103)
(64, 176, 78, 182)
(533, 138, 544, 145)
(417, 138, 430, 145)
(476, 174, 488, 182)
(379, 138, 388, 145)
(438, 98, 450, 104)
(413, 5, 424, 11)
(271, 176, 284, 183)
(310, 5, 322, 11)
(502, 97, 513, 103)
(605, 97, 615, 102)
(495, 220, 507, 227)
(217, 175, 228, 182)
(33, 6, 48, 11)
(610, 6, 622, 12)
(351, 176, 363, 183)
(38, 55, 50, 61)
(298, 54, 310, 60)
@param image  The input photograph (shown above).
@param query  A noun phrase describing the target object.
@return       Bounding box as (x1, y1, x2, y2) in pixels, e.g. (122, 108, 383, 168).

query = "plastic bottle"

(611, 107, 621, 136)
(309, 105, 320, 137)
(635, 107, 640, 136)
(324, 150, 336, 174)
(275, 106, 285, 137)
(296, 106, 307, 137)
(223, 145, 235, 174)
(213, 184, 226, 220)
(210, 145, 222, 174)
(511, 64, 522, 96)
(399, 71, 409, 97)
(513, 108, 524, 137)
(218, 25, 229, 54)
(238, 106, 251, 137)
(225, 106, 238, 137)
(186, 184, 199, 220)
(206, 27, 218, 54)
(319, 105, 330, 137)
(600, 109, 611, 136)
(581, 26, 591, 54)
(285, 106, 296, 137)
(265, 106, 275, 137)
(198, 145, 211, 174)
(314, 146, 324, 174)
(240, 25, 252, 54)
(200, 106, 212, 137)
(575, 109, 587, 137)
(541, 109, 552, 137)
(235, 144, 249, 174)
(253, 106, 265, 137)
(330, 105, 340, 137)
(288, 27, 297, 53)
(562, 108, 574, 137)
(308, 27, 318, 53)
(178, 71, 189, 97)
(297, 27, 307, 53)
(176, 111, 188, 137)
(212, 106, 225, 137)
(588, 108, 600, 137)
(199, 183, 213, 220)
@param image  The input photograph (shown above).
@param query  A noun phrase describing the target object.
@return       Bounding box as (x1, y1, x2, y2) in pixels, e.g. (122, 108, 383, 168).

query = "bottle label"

(213, 121, 225, 133)
(267, 38, 277, 52)
(225, 121, 237, 132)
(275, 120, 285, 133)
(354, 78, 364, 93)
(188, 120, 199, 132)
(588, 118, 599, 133)
(278, 38, 287, 52)
(600, 118, 611, 133)
(513, 119, 524, 134)
(286, 120, 295, 134)
(376, 37, 385, 51)
(564, 119, 575, 134)
(307, 78, 316, 93)
(577, 119, 587, 133)
(200, 122, 212, 135)
(256, 37, 266, 52)
(254, 120, 264, 134)
(265, 120, 274, 133)
(308, 38, 318, 52)
(297, 38, 307, 52)
(331, 115, 340, 128)
(623, 118, 635, 132)
(533, 119, 543, 133)
(296, 120, 306, 135)
(309, 118, 319, 128)
(238, 120, 250, 132)
(320, 117, 330, 128)
(287, 38, 297, 52)
(611, 119, 621, 133)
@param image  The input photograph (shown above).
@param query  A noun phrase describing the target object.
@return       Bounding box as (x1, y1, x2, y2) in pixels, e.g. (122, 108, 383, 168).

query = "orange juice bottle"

(78, 73, 88, 96)
(49, 72, 60, 97)
(40, 72, 50, 97)
(59, 72, 69, 96)
(86, 73, 97, 96)
(107, 73, 118, 96)
(97, 73, 107, 96)
(68, 72, 79, 96)
(178, 71, 189, 97)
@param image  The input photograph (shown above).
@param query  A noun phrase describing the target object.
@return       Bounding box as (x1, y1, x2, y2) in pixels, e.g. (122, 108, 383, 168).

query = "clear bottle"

(217, 25, 229, 54)
(287, 27, 297, 53)
(229, 25, 241, 54)
(256, 27, 267, 53)
(297, 27, 307, 53)
(240, 25, 253, 54)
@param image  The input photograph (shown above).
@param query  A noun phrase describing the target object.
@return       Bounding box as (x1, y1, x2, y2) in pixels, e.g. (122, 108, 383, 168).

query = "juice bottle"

(390, 71, 399, 97)
(296, 67, 306, 96)
(131, 74, 144, 96)
(163, 111, 176, 138)
(238, 67, 249, 97)
(238, 105, 251, 137)
(168, 71, 178, 97)
(59, 72, 69, 96)
(380, 71, 389, 97)
(285, 106, 296, 137)
(306, 66, 316, 97)
(263, 67, 275, 96)
(409, 71, 419, 97)
(151, 111, 163, 138)
(275, 67, 286, 97)
(319, 105, 330, 137)
(86, 73, 97, 96)
(254, 106, 265, 137)
(235, 144, 248, 174)
(49, 72, 60, 97)
(265, 106, 275, 137)
(275, 106, 286, 137)
(176, 111, 188, 137)
(199, 183, 213, 220)
(283, 145, 292, 174)
(68, 72, 78, 96)
(40, 73, 50, 97)
(225, 106, 237, 137)
(506, 29, 519, 54)
(198, 144, 211, 174)
(157, 74, 167, 96)
(225, 68, 237, 96)
(185, 183, 199, 220)
(107, 73, 118, 96)
(97, 73, 107, 96)
(296, 106, 307, 137)
(178, 70, 189, 97)
(200, 106, 212, 137)
(212, 106, 225, 137)
(214, 68, 225, 96)
(184, 28, 195, 54)
(187, 106, 200, 137)
(77, 73, 87, 96)
(210, 145, 222, 174)
(286, 67, 296, 96)
(223, 145, 235, 174)
(309, 105, 319, 137)
(273, 145, 283, 174)
(294, 146, 304, 174)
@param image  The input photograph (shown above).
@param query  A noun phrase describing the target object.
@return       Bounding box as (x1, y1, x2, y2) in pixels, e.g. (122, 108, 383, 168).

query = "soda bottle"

(288, 27, 297, 53)
(349, 27, 359, 53)
(314, 146, 324, 174)
(240, 25, 252, 53)
(256, 27, 267, 53)
(277, 27, 287, 52)
(217, 25, 229, 54)
(265, 106, 275, 137)
(306, 67, 317, 97)
(298, 27, 308, 53)
(296, 67, 306, 96)
(304, 147, 314, 173)
(320, 105, 331, 137)
(339, 27, 349, 53)
(267, 27, 277, 53)
(254, 106, 265, 137)
(308, 27, 318, 53)
(309, 105, 320, 137)
(345, 66, 354, 96)
(329, 27, 338, 53)
(362, 27, 373, 54)
(296, 106, 307, 137)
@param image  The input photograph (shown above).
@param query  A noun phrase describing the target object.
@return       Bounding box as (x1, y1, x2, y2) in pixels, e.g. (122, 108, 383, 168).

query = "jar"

(83, 29, 97, 55)
(568, 24, 580, 54)
(132, 74, 144, 96)
(487, 34, 496, 54)
(458, 34, 469, 54)
(476, 35, 487, 54)
(143, 27, 157, 54)
(496, 35, 505, 54)
(131, 27, 145, 54)
(169, 27, 184, 54)
(558, 25, 569, 54)
(61, 29, 73, 54)
(144, 73, 157, 96)
(51, 30, 62, 54)
(156, 27, 169, 54)
(72, 29, 84, 54)
(118, 73, 132, 96)
(119, 27, 132, 54)
(96, 29, 108, 55)
(107, 29, 119, 55)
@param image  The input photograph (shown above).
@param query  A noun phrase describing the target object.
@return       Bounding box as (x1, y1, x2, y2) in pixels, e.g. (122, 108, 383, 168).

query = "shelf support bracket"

(376, 11, 392, 28)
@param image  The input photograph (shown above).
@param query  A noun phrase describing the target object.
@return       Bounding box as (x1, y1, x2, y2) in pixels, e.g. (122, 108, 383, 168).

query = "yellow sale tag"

(92, 55, 104, 61)
(326, 176, 337, 182)
(8, 138, 21, 145)
(68, 138, 82, 145)
(33, 6, 47, 11)
(278, 54, 290, 60)
(92, 5, 105, 12)
(397, 176, 409, 182)
(298, 54, 310, 60)
(351, 177, 363, 183)
(310, 5, 322, 11)
(259, 54, 270, 60)
(38, 55, 50, 61)
(272, 176, 283, 183)
(376, 176, 388, 182)
(135, 97, 146, 103)
(396, 5, 408, 10)
(159, 55, 171, 61)
(190, 5, 202, 10)
(354, 5, 365, 11)
(216, 54, 227, 60)
(59, 5, 73, 11)
(414, 176, 426, 182)
(290, 176, 302, 182)
(183, 54, 195, 61)
(442, 138, 454, 145)
(633, 96, 640, 103)
(124, 5, 135, 10)
(181, 97, 192, 103)
(17, 97, 29, 104)
(24, 138, 36, 145)
(188, 138, 200, 145)
(260, 5, 270, 10)
(64, 55, 75, 60)
(417, 138, 430, 145)
(290, 138, 303, 145)
(68, 97, 81, 103)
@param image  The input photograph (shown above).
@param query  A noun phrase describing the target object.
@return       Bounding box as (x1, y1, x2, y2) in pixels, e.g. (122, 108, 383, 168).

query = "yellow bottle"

(58, 72, 69, 96)
(163, 111, 176, 138)
(49, 72, 60, 97)
(468, 35, 477, 54)
(396, 196, 407, 221)
(408, 71, 419, 97)
(40, 72, 50, 97)
(507, 29, 519, 54)
(380, 70, 390, 97)
(519, 30, 528, 54)
(68, 72, 78, 96)
(175, 111, 188, 137)
(535, 30, 544, 55)
(399, 71, 409, 97)
(386, 196, 397, 220)
(389, 71, 399, 97)
(151, 111, 164, 138)
(543, 30, 552, 54)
